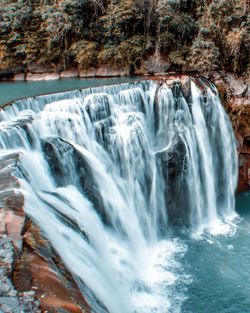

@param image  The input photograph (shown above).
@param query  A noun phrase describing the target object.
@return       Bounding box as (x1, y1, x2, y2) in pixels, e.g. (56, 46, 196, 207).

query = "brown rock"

(26, 73, 60, 81)
(0, 66, 25, 81)
(79, 67, 97, 78)
(60, 69, 79, 78)
(96, 66, 129, 77)
(224, 74, 248, 97)
(26, 63, 61, 74)
(213, 73, 250, 191)
(0, 151, 90, 312)
(13, 73, 25, 81)
(14, 222, 91, 313)
(0, 209, 25, 252)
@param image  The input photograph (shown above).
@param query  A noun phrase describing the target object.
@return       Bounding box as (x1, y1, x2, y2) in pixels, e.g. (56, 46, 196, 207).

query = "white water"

(0, 80, 237, 312)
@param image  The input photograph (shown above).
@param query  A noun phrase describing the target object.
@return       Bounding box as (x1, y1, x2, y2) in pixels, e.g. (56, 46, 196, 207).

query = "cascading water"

(0, 80, 238, 312)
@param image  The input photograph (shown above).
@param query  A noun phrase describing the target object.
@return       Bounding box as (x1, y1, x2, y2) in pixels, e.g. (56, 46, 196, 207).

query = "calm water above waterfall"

(0, 77, 139, 105)
(0, 80, 249, 313)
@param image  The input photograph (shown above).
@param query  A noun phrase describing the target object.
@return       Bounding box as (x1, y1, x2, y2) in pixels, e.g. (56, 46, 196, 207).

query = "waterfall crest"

(0, 80, 238, 312)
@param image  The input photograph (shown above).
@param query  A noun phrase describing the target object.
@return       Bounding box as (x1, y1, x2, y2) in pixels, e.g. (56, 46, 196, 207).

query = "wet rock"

(0, 152, 89, 313)
(14, 222, 91, 313)
(157, 140, 190, 225)
(41, 137, 107, 224)
(212, 72, 250, 191)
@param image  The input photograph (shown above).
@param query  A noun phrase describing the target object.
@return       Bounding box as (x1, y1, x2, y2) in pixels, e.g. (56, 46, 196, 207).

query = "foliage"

(69, 40, 98, 69)
(93, 0, 144, 45)
(0, 0, 249, 75)
(98, 35, 147, 71)
(158, 31, 175, 53)
(189, 38, 220, 71)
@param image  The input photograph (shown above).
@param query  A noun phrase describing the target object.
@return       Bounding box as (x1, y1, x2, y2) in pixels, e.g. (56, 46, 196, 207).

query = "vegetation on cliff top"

(0, 0, 249, 75)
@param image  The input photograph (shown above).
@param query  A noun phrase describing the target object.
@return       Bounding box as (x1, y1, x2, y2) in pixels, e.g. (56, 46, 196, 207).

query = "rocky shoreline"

(0, 65, 130, 82)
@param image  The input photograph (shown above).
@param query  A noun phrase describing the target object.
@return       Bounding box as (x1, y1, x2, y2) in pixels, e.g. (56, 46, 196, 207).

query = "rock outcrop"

(211, 72, 250, 191)
(0, 152, 91, 313)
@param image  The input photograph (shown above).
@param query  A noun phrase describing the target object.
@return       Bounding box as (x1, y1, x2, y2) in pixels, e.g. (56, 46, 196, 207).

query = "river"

(0, 78, 249, 313)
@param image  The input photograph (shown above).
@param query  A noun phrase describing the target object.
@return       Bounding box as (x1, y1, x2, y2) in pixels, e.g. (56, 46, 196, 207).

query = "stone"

(96, 66, 129, 77)
(0, 209, 24, 253)
(0, 239, 14, 276)
(225, 74, 248, 97)
(60, 69, 79, 78)
(26, 73, 60, 81)
(0, 280, 11, 294)
(26, 63, 59, 74)
(212, 72, 250, 191)
(79, 68, 97, 77)
(79, 66, 129, 78)
(0, 277, 17, 297)
(13, 73, 25, 81)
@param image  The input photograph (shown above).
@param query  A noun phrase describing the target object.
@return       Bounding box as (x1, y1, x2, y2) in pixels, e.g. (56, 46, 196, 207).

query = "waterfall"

(0, 80, 238, 312)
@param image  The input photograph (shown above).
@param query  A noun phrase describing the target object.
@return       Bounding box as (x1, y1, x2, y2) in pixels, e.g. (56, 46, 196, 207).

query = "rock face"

(0, 153, 91, 313)
(211, 72, 250, 191)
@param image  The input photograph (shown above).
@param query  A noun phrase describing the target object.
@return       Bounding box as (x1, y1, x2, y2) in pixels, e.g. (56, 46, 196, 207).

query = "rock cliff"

(212, 73, 250, 191)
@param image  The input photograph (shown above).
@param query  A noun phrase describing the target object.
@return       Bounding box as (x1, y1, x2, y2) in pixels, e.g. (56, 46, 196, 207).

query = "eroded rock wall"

(212, 72, 250, 191)
(0, 152, 91, 313)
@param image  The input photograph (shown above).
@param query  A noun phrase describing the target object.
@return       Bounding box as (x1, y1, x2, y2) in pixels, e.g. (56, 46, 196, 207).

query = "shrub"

(189, 38, 220, 71)
(70, 40, 98, 68)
